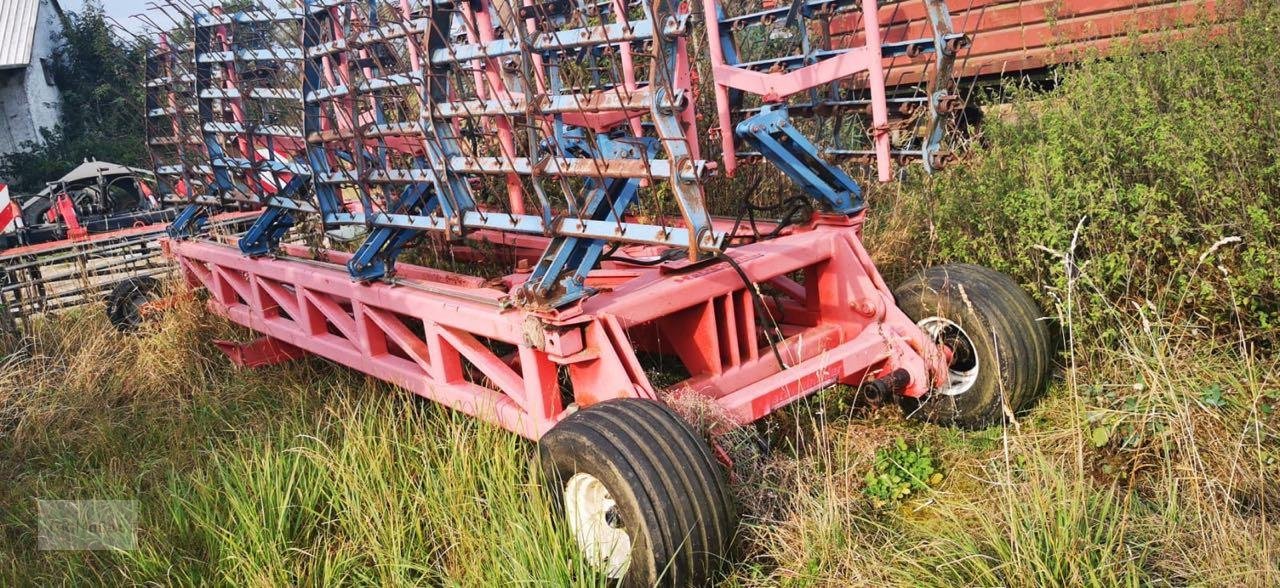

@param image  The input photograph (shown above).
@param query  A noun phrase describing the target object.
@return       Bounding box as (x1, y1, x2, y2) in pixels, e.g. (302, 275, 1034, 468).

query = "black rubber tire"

(20, 196, 52, 226)
(538, 398, 735, 587)
(105, 276, 161, 333)
(893, 264, 1052, 428)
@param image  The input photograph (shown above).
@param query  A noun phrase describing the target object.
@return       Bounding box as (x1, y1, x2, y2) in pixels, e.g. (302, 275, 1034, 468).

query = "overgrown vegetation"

(2, 3, 1278, 586)
(920, 4, 1280, 345)
(0, 1, 147, 192)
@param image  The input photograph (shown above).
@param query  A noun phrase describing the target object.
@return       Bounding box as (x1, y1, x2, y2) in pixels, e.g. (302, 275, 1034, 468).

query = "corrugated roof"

(0, 0, 41, 70)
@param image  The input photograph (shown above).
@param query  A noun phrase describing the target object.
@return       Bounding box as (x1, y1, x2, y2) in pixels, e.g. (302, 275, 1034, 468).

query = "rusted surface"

(835, 0, 1230, 86)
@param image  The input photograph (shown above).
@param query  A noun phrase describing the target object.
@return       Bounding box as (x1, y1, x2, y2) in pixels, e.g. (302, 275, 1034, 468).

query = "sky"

(58, 0, 155, 35)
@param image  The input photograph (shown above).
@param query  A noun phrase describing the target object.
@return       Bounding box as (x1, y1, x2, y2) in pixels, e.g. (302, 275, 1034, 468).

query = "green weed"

(863, 438, 943, 506)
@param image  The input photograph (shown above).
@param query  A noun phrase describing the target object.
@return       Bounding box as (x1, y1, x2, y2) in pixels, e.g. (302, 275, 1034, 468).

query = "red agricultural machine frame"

(169, 214, 947, 439)
(137, 0, 962, 440)
(135, 1, 1057, 582)
(142, 0, 968, 441)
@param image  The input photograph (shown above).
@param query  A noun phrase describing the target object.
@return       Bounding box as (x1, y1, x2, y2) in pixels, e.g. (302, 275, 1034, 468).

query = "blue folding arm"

(517, 135, 657, 308)
(239, 174, 312, 256)
(347, 183, 437, 281)
(167, 204, 209, 238)
(735, 107, 864, 215)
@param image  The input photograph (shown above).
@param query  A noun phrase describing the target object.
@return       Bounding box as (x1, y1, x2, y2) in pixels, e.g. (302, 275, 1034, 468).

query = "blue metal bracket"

(735, 108, 864, 214)
(347, 183, 436, 281)
(516, 136, 656, 308)
(238, 174, 309, 256)
(167, 203, 209, 239)
(517, 178, 643, 308)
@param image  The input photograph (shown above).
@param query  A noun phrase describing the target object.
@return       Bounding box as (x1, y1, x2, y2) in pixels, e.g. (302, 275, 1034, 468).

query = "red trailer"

(837, 0, 1230, 87)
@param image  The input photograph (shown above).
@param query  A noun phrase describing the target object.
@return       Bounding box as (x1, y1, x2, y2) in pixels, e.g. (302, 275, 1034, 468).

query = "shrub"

(920, 2, 1280, 346)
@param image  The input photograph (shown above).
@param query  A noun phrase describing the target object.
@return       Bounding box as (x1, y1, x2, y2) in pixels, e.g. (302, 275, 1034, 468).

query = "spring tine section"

(145, 0, 957, 307)
(710, 0, 963, 180)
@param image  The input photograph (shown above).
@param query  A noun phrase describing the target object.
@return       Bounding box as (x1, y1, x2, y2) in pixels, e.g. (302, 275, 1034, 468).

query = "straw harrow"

(139, 1, 1050, 583)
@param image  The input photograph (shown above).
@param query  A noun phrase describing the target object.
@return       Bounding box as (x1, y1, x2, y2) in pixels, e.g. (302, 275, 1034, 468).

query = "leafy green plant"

(864, 438, 944, 506)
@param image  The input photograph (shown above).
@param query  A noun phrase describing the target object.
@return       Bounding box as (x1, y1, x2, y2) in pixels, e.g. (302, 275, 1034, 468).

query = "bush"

(920, 2, 1280, 346)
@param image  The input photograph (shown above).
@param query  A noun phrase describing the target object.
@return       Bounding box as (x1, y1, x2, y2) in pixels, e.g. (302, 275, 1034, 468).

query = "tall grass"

(915, 1, 1280, 345)
(725, 272, 1276, 586)
(1, 299, 609, 585)
(724, 5, 1279, 586)
(123, 399, 606, 585)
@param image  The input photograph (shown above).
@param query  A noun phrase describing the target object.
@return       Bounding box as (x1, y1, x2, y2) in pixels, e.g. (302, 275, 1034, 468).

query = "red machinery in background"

(0, 162, 257, 332)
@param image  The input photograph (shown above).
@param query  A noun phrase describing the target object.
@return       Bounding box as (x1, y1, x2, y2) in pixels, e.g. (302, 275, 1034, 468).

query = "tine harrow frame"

(141, 0, 969, 437)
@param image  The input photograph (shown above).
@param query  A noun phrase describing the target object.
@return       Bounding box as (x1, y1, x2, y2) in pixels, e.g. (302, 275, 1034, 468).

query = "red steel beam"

(168, 219, 950, 440)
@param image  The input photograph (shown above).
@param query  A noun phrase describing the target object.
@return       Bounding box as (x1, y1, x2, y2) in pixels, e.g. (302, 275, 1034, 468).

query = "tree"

(0, 1, 148, 192)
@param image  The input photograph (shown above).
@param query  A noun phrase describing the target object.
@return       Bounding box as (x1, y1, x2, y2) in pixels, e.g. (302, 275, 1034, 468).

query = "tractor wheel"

(105, 276, 161, 333)
(893, 264, 1052, 428)
(539, 398, 735, 586)
(20, 196, 51, 226)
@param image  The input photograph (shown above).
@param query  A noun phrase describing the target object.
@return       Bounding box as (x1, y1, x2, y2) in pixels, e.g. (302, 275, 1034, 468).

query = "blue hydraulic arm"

(735, 107, 864, 215)
(347, 183, 436, 281)
(167, 204, 209, 239)
(515, 136, 657, 308)
(238, 174, 311, 256)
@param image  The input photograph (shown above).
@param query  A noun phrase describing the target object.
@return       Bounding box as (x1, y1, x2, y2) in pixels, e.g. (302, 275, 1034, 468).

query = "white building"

(0, 0, 64, 156)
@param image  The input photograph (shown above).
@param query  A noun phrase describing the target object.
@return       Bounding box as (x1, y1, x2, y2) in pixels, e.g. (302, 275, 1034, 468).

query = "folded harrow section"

(707, 0, 966, 179)
(147, 0, 963, 309)
(142, 0, 966, 434)
(144, 30, 203, 206)
(154, 0, 720, 309)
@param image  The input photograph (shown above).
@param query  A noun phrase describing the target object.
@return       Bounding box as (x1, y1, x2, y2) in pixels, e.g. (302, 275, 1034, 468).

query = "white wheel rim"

(917, 316, 980, 397)
(564, 472, 632, 578)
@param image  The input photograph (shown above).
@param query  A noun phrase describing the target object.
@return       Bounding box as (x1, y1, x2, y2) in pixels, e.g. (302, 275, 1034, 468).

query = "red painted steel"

(151, 1, 968, 440)
(838, 0, 1229, 86)
(707, 0, 894, 180)
(49, 195, 87, 240)
(1, 211, 257, 258)
(168, 214, 949, 440)
(215, 336, 308, 368)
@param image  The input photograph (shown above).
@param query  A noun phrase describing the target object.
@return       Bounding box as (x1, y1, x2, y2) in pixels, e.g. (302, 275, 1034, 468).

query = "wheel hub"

(917, 316, 980, 396)
(564, 472, 631, 578)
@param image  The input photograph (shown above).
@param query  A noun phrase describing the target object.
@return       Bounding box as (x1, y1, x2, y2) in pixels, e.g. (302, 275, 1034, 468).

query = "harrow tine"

(144, 0, 958, 307)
